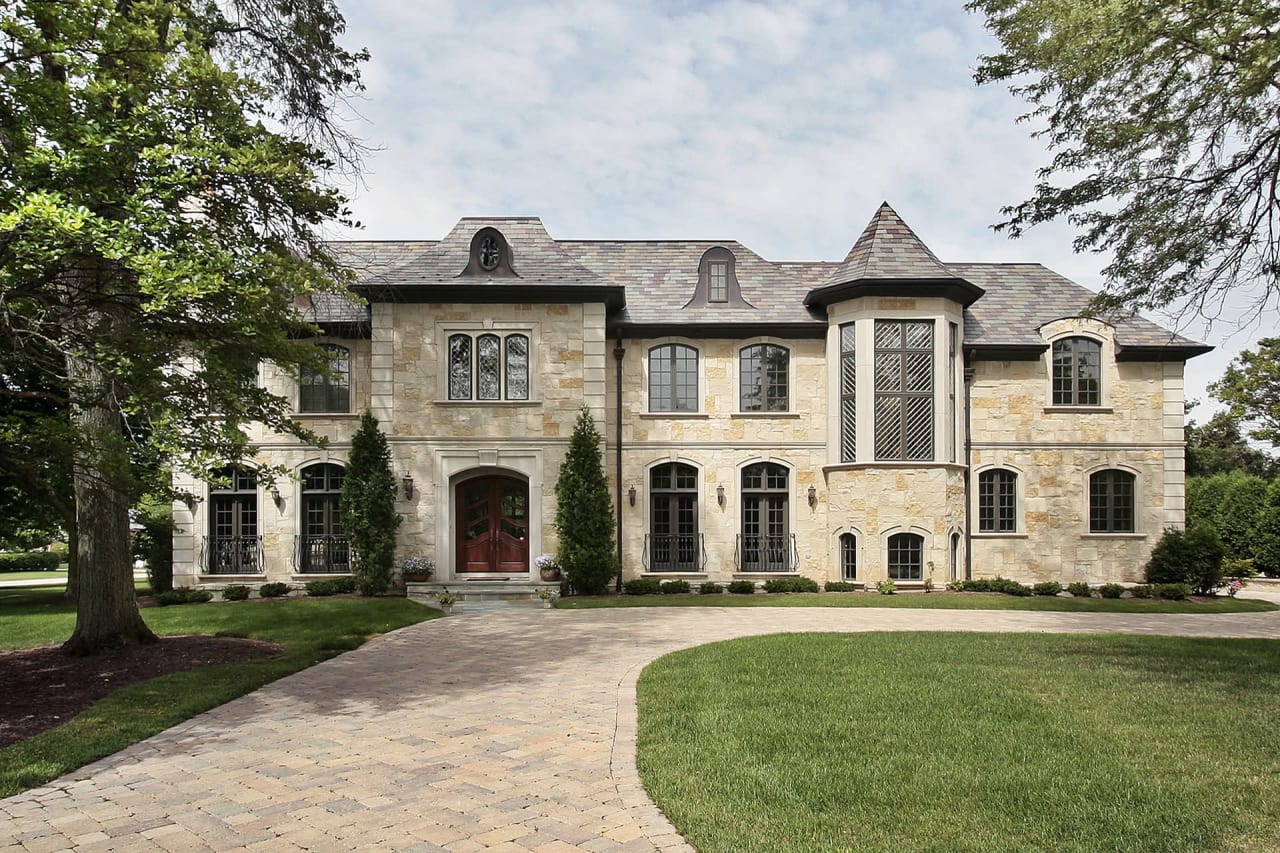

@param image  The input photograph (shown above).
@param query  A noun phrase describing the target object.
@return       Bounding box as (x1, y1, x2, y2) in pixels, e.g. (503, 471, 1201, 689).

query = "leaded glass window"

(840, 323, 856, 462)
(978, 469, 1017, 533)
(505, 334, 529, 400)
(477, 334, 501, 400)
(1052, 337, 1101, 405)
(299, 344, 350, 413)
(887, 532, 923, 580)
(448, 334, 472, 400)
(874, 320, 934, 461)
(739, 344, 788, 412)
(1090, 470, 1135, 533)
(649, 344, 698, 412)
(447, 331, 531, 401)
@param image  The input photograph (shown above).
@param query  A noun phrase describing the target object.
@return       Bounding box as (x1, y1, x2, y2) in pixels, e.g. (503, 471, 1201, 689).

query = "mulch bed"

(0, 636, 281, 748)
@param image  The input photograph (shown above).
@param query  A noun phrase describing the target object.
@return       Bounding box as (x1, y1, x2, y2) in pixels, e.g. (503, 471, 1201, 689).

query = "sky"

(325, 0, 1275, 416)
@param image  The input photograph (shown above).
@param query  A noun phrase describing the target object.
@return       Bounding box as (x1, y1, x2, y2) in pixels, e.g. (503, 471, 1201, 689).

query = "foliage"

(0, 552, 60, 572)
(1145, 525, 1227, 594)
(1186, 471, 1273, 567)
(1185, 409, 1277, 478)
(1154, 583, 1192, 601)
(824, 581, 859, 592)
(762, 576, 821, 593)
(221, 585, 251, 602)
(304, 577, 355, 597)
(1032, 581, 1062, 597)
(698, 582, 723, 595)
(660, 580, 692, 595)
(554, 408, 617, 595)
(0, 0, 367, 653)
(1212, 339, 1280, 450)
(258, 582, 291, 598)
(727, 580, 756, 595)
(133, 494, 174, 594)
(1066, 582, 1093, 598)
(341, 411, 400, 596)
(1099, 584, 1125, 599)
(875, 579, 897, 595)
(536, 586, 555, 601)
(1129, 584, 1154, 599)
(435, 591, 457, 607)
(624, 578, 663, 596)
(153, 588, 213, 606)
(1255, 477, 1280, 576)
(953, 577, 1033, 596)
(969, 0, 1280, 318)
(399, 555, 435, 580)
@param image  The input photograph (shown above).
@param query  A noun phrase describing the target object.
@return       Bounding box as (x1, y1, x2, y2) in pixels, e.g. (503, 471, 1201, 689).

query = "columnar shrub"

(555, 408, 617, 595)
(1255, 477, 1280, 577)
(134, 494, 174, 593)
(342, 410, 401, 596)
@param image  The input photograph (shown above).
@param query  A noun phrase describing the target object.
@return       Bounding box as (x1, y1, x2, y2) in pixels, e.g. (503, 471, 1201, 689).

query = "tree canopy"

(1, 0, 366, 652)
(1212, 337, 1280, 450)
(969, 0, 1280, 319)
(1186, 407, 1277, 478)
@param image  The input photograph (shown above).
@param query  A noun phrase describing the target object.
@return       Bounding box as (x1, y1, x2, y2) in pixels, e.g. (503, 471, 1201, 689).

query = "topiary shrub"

(259, 582, 290, 598)
(155, 588, 213, 606)
(660, 579, 691, 594)
(727, 580, 756, 594)
(763, 576, 821, 593)
(1099, 583, 1125, 599)
(1154, 582, 1191, 600)
(825, 581, 858, 592)
(1032, 581, 1063, 596)
(698, 582, 723, 594)
(624, 578, 662, 595)
(555, 408, 618, 595)
(1066, 582, 1092, 598)
(222, 584, 251, 601)
(1144, 524, 1226, 594)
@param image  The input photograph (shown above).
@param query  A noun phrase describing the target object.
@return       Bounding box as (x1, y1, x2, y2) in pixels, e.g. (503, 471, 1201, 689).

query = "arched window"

(649, 344, 699, 412)
(978, 469, 1018, 532)
(299, 344, 350, 413)
(206, 466, 259, 574)
(887, 532, 923, 580)
(739, 344, 789, 412)
(1090, 469, 1135, 533)
(299, 464, 349, 573)
(648, 463, 699, 571)
(741, 463, 790, 571)
(840, 533, 857, 580)
(1052, 337, 1101, 405)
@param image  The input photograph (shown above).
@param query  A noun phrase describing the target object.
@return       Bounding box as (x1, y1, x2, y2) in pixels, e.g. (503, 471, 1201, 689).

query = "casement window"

(874, 320, 934, 461)
(840, 323, 856, 462)
(1090, 469, 1135, 533)
(1052, 337, 1101, 405)
(298, 464, 350, 574)
(206, 466, 260, 574)
(739, 344, 789, 412)
(649, 344, 699, 412)
(447, 332, 530, 401)
(978, 469, 1018, 533)
(740, 463, 790, 571)
(840, 533, 857, 580)
(299, 344, 350, 413)
(649, 462, 699, 571)
(887, 532, 924, 580)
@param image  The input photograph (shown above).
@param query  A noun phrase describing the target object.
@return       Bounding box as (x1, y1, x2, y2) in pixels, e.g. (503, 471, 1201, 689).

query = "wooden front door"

(456, 475, 529, 573)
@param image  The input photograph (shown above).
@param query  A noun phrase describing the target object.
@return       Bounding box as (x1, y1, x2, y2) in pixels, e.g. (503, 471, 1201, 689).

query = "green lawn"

(558, 591, 1277, 613)
(0, 569, 69, 583)
(638, 632, 1280, 853)
(0, 589, 437, 797)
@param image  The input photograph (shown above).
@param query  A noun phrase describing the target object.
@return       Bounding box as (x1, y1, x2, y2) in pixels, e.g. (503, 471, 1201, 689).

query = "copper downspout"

(614, 339, 626, 593)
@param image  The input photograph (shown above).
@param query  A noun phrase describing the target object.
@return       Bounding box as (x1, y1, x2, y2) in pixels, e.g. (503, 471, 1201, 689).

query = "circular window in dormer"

(478, 235, 500, 270)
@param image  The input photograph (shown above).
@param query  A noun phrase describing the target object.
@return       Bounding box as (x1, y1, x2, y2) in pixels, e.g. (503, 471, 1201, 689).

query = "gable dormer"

(460, 227, 518, 277)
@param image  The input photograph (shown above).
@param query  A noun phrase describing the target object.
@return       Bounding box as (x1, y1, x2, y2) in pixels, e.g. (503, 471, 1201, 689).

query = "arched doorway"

(456, 474, 529, 574)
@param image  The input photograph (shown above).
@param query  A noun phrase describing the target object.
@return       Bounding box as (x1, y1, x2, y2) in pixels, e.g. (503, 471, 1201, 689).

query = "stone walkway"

(3, 604, 1279, 852)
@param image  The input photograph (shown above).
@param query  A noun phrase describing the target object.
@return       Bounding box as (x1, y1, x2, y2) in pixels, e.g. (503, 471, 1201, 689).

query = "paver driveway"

(3, 605, 1279, 852)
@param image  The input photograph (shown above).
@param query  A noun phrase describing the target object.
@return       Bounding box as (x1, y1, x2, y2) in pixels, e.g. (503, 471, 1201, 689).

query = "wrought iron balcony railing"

(734, 533, 798, 572)
(643, 533, 705, 572)
(294, 534, 351, 574)
(201, 535, 263, 575)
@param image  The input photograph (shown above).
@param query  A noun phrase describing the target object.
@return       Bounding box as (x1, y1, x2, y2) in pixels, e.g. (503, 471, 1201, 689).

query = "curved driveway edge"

(3, 606, 1278, 852)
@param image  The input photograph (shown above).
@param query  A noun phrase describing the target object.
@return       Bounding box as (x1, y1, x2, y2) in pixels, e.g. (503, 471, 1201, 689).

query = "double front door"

(456, 475, 529, 573)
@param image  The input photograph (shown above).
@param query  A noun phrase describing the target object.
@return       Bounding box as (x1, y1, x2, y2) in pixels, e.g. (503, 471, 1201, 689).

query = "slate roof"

(315, 207, 1206, 356)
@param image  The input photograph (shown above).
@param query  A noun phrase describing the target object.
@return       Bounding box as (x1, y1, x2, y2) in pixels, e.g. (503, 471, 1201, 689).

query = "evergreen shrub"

(825, 581, 859, 592)
(343, 411, 401, 596)
(1066, 582, 1093, 598)
(155, 588, 213, 606)
(1032, 581, 1062, 596)
(1099, 583, 1125, 599)
(763, 576, 821, 593)
(222, 584, 251, 601)
(660, 580, 691, 594)
(1144, 524, 1226, 594)
(624, 578, 662, 595)
(259, 582, 290, 598)
(727, 580, 756, 594)
(0, 552, 60, 572)
(555, 408, 617, 595)
(698, 582, 723, 594)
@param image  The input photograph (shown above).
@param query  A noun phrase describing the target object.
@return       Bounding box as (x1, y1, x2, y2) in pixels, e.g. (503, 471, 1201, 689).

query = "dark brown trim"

(460, 227, 519, 277)
(967, 344, 1048, 361)
(354, 283, 627, 311)
(611, 321, 827, 339)
(1115, 343, 1214, 362)
(292, 321, 371, 339)
(804, 277, 985, 308)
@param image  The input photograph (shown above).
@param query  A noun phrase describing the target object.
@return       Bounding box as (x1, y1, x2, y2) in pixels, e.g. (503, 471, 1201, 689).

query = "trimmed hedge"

(1066, 582, 1093, 598)
(0, 551, 61, 572)
(763, 576, 821, 593)
(953, 577, 1032, 596)
(727, 580, 756, 594)
(222, 584, 251, 601)
(154, 588, 214, 606)
(1032, 581, 1063, 597)
(624, 577, 662, 595)
(258, 582, 291, 598)
(305, 576, 357, 597)
(660, 580, 692, 594)
(698, 582, 723, 594)
(824, 581, 859, 592)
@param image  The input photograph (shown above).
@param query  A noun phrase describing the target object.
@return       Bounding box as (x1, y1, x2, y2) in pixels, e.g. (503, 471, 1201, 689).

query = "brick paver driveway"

(4, 605, 1278, 852)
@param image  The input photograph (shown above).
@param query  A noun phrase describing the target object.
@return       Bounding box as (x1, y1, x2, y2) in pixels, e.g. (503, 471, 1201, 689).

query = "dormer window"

(709, 262, 728, 302)
(462, 228, 517, 277)
(479, 236, 500, 270)
(685, 247, 751, 309)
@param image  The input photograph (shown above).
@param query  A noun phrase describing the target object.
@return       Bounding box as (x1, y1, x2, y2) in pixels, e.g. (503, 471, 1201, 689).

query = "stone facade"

(172, 205, 1208, 590)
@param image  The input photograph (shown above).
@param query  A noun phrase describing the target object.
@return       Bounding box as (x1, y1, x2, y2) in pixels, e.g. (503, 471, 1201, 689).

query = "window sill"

(639, 412, 709, 419)
(733, 571, 799, 578)
(642, 572, 707, 578)
(1081, 533, 1146, 540)
(198, 574, 266, 581)
(972, 532, 1028, 539)
(433, 400, 541, 407)
(730, 411, 801, 419)
(294, 412, 360, 419)
(1043, 406, 1113, 414)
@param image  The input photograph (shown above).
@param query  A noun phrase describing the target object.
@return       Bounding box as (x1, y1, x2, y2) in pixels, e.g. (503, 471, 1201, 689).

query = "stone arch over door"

(454, 471, 531, 574)
(433, 448, 544, 580)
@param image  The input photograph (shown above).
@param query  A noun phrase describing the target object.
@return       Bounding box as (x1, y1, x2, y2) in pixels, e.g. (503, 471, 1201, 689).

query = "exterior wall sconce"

(716, 484, 725, 507)
(402, 473, 414, 500)
(270, 485, 283, 509)
(628, 485, 637, 506)
(808, 485, 817, 507)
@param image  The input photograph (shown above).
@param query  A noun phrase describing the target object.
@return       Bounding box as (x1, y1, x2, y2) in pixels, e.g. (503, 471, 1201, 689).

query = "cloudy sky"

(326, 0, 1273, 414)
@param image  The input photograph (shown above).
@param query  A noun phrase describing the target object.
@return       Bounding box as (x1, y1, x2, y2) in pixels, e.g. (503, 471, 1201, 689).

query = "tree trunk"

(64, 520, 79, 604)
(60, 280, 156, 655)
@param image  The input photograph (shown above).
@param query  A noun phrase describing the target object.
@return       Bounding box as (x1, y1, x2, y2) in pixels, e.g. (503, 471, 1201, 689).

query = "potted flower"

(536, 586, 556, 608)
(535, 554, 561, 582)
(435, 590, 458, 614)
(401, 555, 435, 583)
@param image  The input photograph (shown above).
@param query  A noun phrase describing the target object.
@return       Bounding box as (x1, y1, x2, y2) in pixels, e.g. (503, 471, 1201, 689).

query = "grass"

(0, 569, 69, 582)
(557, 590, 1277, 613)
(638, 632, 1280, 853)
(0, 589, 437, 797)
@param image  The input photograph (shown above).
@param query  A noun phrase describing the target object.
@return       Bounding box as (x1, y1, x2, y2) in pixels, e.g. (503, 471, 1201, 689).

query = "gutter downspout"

(614, 340, 625, 594)
(963, 356, 975, 580)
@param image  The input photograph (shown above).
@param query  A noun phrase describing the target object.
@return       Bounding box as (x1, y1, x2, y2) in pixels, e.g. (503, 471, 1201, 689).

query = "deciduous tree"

(1212, 338, 1280, 449)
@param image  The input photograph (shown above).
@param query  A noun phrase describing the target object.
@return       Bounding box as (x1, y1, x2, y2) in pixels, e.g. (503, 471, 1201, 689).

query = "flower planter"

(539, 567, 561, 582)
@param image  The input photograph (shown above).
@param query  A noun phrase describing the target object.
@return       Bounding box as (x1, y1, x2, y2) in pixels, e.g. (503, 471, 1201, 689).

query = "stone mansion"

(171, 203, 1209, 590)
